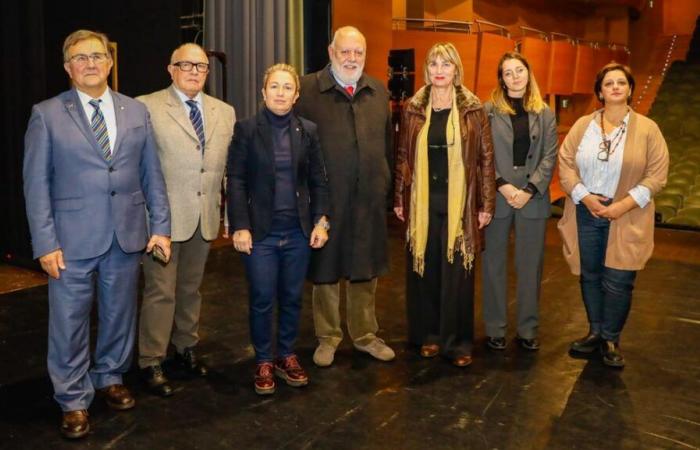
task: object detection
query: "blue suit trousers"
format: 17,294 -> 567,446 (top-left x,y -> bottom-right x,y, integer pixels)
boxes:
47,236 -> 141,412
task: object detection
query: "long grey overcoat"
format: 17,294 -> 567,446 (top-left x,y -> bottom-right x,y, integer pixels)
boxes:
295,66 -> 393,283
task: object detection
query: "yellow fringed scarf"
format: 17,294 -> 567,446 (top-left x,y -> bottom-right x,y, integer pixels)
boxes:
408,86 -> 470,276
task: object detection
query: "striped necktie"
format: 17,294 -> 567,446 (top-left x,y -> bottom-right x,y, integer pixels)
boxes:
89,99 -> 111,160
186,99 -> 205,152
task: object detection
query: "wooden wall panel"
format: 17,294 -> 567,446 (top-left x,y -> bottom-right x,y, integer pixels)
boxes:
613,49 -> 630,65
392,30 -> 478,90
520,37 -> 551,95
474,33 -> 516,100
572,45 -> 595,94
594,47 -> 615,71
547,40 -> 576,95
332,0 -> 392,83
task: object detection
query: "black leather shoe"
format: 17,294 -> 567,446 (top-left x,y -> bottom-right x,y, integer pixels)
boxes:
516,336 -> 540,351
486,337 -> 507,351
570,332 -> 603,354
601,341 -> 625,368
175,347 -> 208,377
141,365 -> 174,397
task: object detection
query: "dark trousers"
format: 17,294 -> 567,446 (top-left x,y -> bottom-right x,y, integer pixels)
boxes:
243,221 -> 310,363
406,207 -> 474,357
576,203 -> 637,342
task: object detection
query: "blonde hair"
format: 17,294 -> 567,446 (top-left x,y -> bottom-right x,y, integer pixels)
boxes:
423,42 -> 464,87
62,29 -> 111,62
262,63 -> 300,92
490,52 -> 546,115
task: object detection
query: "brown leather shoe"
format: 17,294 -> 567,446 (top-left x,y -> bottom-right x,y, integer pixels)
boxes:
274,354 -> 309,387
61,410 -> 89,439
452,355 -> 473,367
255,362 -> 276,395
420,344 -> 439,358
98,384 -> 135,410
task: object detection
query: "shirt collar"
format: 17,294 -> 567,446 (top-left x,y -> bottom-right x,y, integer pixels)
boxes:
77,87 -> 113,111
172,85 -> 203,109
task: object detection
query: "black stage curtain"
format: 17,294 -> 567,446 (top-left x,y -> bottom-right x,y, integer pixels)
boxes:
0,0 -> 181,270
0,0 -> 46,269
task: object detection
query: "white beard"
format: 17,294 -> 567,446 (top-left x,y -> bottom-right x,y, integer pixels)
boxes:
331,61 -> 364,85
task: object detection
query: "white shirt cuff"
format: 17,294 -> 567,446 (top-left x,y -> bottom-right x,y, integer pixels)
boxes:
629,185 -> 652,208
571,183 -> 591,205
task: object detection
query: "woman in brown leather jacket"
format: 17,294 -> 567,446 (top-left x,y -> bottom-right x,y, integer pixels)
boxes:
394,42 -> 496,366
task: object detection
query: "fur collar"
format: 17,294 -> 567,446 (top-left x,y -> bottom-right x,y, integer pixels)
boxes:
407,84 -> 482,114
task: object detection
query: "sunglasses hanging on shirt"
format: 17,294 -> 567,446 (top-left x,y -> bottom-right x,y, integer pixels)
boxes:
598,113 -> 627,162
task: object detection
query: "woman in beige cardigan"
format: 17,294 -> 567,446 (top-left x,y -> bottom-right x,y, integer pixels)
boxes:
558,63 -> 668,368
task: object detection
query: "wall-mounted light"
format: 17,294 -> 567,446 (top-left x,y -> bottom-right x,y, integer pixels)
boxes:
561,98 -> 570,109
649,0 -> 654,8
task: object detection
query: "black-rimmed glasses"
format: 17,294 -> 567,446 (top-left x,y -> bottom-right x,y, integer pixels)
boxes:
172,61 -> 210,73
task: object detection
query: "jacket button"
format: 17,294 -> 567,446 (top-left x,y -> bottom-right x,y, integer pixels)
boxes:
296,191 -> 300,197
197,192 -> 201,196
200,168 -> 205,173
532,135 -> 536,140
528,155 -> 533,159
108,167 -> 114,172
110,191 -> 116,196
526,174 -> 530,178
196,145 -> 201,150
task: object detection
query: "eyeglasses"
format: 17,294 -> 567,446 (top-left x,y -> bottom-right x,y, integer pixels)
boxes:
68,53 -> 109,65
172,61 -> 210,73
336,49 -> 364,59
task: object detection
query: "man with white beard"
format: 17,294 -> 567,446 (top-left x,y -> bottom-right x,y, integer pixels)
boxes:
295,26 -> 395,367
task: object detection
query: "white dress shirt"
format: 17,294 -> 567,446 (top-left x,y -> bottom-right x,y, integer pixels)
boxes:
77,87 -> 117,152
172,86 -> 205,131
571,112 -> 651,208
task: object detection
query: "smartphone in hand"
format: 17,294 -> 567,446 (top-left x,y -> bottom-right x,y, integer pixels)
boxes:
152,245 -> 168,264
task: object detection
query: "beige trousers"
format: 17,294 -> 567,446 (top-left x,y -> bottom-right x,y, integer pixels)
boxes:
138,224 -> 211,368
312,278 -> 379,347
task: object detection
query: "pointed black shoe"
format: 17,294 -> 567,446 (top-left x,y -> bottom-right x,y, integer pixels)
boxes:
569,332 -> 603,354
516,336 -> 540,351
601,341 -> 625,368
486,337 -> 507,351
175,347 -> 209,377
141,364 -> 174,397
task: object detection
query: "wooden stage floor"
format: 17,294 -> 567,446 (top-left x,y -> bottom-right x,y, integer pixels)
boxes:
0,218 -> 698,450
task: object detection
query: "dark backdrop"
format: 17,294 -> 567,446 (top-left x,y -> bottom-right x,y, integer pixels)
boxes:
1,0 -> 181,269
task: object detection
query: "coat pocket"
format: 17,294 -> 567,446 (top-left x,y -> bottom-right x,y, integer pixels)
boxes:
131,190 -> 146,205
53,197 -> 83,211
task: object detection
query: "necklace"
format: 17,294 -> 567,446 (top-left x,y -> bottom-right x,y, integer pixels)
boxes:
598,111 -> 627,162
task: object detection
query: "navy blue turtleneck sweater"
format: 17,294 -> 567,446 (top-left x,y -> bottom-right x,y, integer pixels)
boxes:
263,106 -> 299,230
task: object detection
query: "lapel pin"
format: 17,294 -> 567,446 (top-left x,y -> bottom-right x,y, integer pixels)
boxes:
120,106 -> 125,110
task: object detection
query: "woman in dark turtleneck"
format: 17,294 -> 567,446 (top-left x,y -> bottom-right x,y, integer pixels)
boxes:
481,52 -> 558,352
227,64 -> 330,395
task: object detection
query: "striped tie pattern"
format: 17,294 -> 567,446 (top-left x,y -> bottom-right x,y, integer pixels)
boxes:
89,99 -> 111,160
186,99 -> 205,152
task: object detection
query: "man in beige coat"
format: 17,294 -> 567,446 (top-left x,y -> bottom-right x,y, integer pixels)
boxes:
137,43 -> 235,396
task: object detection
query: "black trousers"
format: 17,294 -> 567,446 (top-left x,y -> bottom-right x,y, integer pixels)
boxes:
406,204 -> 475,357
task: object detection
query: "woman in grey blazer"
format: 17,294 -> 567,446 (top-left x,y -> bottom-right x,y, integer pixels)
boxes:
482,52 -> 558,351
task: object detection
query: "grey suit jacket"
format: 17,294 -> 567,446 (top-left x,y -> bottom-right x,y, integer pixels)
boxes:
484,102 -> 558,219
137,85 -> 235,241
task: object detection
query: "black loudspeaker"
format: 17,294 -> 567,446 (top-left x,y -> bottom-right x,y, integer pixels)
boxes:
388,49 -> 415,101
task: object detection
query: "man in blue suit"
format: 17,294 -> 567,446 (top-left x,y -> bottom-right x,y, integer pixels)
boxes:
23,29 -> 171,439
